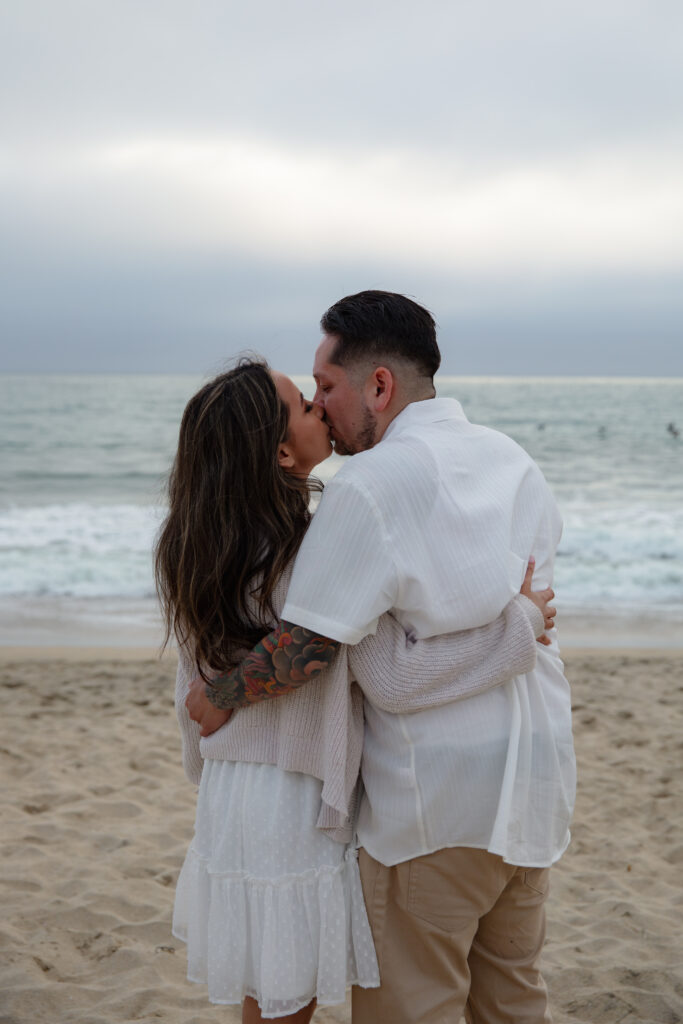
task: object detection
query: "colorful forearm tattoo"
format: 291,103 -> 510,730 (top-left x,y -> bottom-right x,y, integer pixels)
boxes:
205,621 -> 340,709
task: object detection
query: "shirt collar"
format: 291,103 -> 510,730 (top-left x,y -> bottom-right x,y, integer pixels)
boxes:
381,397 -> 468,443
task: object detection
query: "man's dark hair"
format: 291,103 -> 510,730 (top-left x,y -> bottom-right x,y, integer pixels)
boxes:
320,290 -> 441,379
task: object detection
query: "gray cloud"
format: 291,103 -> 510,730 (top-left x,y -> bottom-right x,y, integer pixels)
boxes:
3,243 -> 680,375
1,0 -> 682,374
4,0 -> 682,158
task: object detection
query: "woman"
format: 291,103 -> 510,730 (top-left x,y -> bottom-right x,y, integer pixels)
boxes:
155,359 -> 552,1023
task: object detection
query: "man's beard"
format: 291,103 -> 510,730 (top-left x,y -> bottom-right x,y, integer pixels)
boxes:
332,404 -> 377,456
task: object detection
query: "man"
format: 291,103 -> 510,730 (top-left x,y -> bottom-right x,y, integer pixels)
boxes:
189,291 -> 575,1023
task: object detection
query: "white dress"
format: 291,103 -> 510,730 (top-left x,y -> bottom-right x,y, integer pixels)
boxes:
172,759 -> 380,1018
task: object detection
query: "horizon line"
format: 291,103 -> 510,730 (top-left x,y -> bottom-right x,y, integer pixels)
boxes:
2,371 -> 682,383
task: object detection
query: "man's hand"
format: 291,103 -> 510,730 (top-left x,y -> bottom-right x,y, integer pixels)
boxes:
521,558 -> 556,646
186,676 -> 233,736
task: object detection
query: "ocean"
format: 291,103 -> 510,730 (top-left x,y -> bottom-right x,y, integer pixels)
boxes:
1,374 -> 681,645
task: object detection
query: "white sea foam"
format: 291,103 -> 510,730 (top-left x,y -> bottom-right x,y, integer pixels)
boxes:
1,375 -> 681,627
1,499 -> 681,614
0,503 -> 164,597
556,503 -> 683,610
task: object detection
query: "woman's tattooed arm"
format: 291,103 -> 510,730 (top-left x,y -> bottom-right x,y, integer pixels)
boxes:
205,621 -> 340,709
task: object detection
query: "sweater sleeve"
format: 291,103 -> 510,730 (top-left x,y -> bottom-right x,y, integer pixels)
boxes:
175,647 -> 204,785
348,594 -> 543,713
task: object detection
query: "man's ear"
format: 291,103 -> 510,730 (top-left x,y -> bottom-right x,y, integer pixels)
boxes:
368,366 -> 394,413
277,443 -> 295,470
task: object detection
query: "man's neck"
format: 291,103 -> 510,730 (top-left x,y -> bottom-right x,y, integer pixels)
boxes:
374,391 -> 435,444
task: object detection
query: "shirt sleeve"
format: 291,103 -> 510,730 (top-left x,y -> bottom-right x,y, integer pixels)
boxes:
281,473 -> 398,644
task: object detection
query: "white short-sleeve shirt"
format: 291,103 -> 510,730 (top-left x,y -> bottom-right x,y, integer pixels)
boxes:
282,398 -> 576,868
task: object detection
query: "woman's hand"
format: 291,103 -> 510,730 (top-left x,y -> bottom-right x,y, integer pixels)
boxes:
521,558 -> 556,646
186,676 -> 233,736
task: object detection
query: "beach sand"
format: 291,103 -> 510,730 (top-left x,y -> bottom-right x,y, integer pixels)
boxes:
1,647 -> 681,1024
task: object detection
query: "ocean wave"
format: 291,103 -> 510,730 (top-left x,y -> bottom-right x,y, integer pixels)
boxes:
555,503 -> 683,609
1,500 -> 681,611
0,503 -> 164,598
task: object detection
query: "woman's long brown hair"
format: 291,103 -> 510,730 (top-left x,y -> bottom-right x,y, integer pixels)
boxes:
154,358 -> 319,679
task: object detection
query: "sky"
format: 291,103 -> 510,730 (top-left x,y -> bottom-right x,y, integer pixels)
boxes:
1,0 -> 682,375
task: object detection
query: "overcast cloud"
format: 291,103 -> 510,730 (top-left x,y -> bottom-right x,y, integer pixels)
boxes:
1,0 -> 682,374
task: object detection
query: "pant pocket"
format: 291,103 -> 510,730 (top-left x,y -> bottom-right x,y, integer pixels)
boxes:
523,867 -> 550,898
407,854 -> 479,932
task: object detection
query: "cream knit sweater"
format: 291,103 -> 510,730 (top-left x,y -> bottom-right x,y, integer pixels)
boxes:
175,566 -> 543,842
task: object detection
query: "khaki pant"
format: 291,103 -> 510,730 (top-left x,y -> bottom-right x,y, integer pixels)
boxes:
352,846 -> 552,1024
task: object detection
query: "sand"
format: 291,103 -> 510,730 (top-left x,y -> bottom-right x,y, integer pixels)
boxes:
1,647 -> 682,1024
